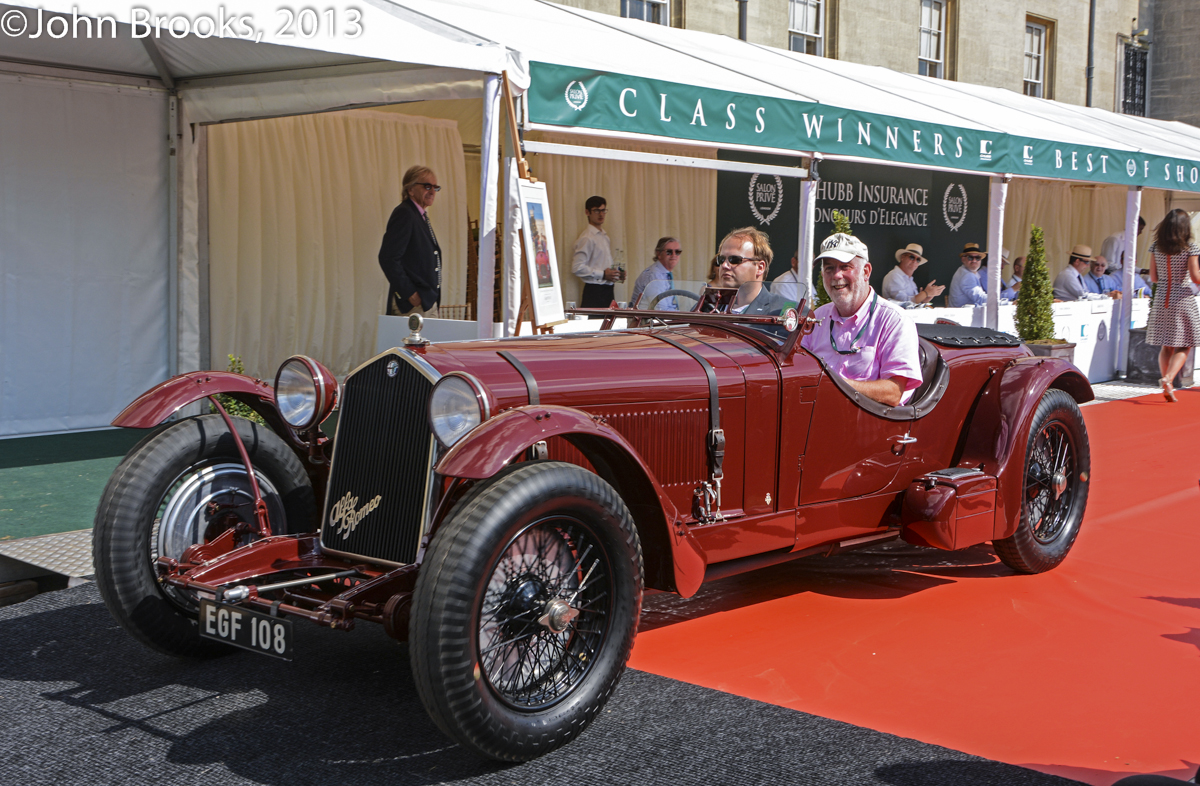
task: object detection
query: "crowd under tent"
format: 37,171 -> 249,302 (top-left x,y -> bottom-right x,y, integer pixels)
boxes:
6,0 -> 1200,438
0,0 -> 522,436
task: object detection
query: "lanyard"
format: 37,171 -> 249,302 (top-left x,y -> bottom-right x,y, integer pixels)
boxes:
829,291 -> 878,356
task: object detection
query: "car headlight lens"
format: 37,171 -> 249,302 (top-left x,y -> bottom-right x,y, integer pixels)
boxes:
429,375 -> 484,448
274,355 -> 338,430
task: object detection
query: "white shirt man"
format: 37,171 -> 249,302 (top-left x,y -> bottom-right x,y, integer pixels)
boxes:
571,196 -> 622,308
1053,245 -> 1106,301
772,253 -> 808,305
881,243 -> 944,307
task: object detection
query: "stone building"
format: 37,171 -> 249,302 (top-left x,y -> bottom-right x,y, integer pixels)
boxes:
1142,0 -> 1200,126
552,0 -> 1147,114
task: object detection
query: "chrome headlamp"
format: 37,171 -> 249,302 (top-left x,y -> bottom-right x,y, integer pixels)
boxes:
273,355 -> 339,431
428,373 -> 489,448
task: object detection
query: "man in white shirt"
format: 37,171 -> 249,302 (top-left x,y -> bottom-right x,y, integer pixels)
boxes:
572,195 -> 623,307
1100,216 -> 1146,274
772,253 -> 809,306
1001,255 -> 1024,300
1052,245 -> 1106,301
881,243 -> 944,307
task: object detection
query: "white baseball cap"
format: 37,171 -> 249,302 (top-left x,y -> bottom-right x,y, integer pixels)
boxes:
815,233 -> 869,264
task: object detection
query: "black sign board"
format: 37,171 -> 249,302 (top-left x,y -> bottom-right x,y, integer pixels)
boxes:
715,156 -> 990,292
812,160 -> 991,294
714,151 -> 805,282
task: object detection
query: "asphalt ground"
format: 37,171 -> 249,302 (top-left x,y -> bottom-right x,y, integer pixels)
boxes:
0,582 -> 1078,786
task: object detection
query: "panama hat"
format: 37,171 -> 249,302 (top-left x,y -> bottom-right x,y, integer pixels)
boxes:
1070,244 -> 1095,261
894,243 -> 928,265
959,242 -> 987,259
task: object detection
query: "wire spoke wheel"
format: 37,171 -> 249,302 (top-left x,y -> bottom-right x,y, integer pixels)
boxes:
409,461 -> 642,762
478,516 -> 611,710
1023,421 -> 1075,544
994,389 -> 1090,574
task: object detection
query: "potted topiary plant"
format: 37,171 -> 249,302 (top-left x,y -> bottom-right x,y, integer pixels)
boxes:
1016,225 -> 1075,362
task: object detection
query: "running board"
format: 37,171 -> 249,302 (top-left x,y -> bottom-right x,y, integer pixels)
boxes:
703,530 -> 900,584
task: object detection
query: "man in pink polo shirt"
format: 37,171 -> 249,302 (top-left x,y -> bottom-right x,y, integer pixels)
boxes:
800,233 -> 922,406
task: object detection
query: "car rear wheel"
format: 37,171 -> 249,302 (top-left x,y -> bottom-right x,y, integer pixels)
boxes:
93,414 -> 315,658
409,461 -> 643,761
994,389 -> 1090,574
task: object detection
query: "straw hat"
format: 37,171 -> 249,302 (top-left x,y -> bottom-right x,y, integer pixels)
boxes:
1070,244 -> 1095,261
959,242 -> 987,258
894,243 -> 928,265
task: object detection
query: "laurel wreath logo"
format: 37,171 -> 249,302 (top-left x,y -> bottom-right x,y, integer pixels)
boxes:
942,183 -> 967,232
748,174 -> 784,226
564,80 -> 588,112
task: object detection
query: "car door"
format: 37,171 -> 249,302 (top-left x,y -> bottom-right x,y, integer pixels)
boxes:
798,373 -> 912,504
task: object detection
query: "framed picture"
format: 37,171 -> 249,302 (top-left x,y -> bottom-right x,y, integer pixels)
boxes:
516,179 -> 566,326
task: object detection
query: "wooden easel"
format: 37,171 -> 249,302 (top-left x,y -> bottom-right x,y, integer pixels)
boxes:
503,71 -> 560,336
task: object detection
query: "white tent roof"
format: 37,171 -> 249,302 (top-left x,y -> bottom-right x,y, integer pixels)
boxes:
392,0 -> 1200,190
0,1 -> 526,121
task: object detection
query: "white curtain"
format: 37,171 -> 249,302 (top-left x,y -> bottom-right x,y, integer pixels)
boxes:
529,133 -> 718,305
1003,180 -> 1167,278
208,109 -> 467,378
0,74 -> 169,437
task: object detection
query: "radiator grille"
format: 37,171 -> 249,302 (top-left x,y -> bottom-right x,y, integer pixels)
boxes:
320,352 -> 437,565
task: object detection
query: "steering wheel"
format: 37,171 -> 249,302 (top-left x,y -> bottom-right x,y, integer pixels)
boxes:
647,289 -> 702,310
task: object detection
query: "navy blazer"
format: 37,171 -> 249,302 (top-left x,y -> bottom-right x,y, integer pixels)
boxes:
378,199 -> 441,313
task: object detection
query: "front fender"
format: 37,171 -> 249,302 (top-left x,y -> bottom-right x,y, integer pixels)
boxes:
957,356 -> 1092,540
112,371 -> 276,428
437,406 -> 707,597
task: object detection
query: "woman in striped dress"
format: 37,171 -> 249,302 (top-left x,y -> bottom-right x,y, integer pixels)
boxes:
1146,208 -> 1200,402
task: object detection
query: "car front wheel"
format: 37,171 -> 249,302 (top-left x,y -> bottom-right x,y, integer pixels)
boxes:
994,388 -> 1090,574
409,461 -> 643,761
93,414 -> 315,658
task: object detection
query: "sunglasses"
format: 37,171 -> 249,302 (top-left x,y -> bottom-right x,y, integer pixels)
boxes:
963,254 -> 985,261
416,182 -> 441,192
662,249 -> 683,256
717,254 -> 760,267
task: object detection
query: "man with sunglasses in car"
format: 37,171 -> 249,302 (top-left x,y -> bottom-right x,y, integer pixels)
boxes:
799,233 -> 922,407
379,165 -> 443,318
713,226 -> 789,316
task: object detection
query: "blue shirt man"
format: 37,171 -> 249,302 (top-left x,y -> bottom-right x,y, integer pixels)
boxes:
948,243 -> 988,307
631,236 -> 682,310
1083,257 -> 1119,295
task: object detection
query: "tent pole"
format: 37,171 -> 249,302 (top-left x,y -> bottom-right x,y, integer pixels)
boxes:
168,95 -> 180,378
985,175 -> 1009,331
477,74 -> 501,339
1116,186 -> 1142,378
798,157 -> 818,306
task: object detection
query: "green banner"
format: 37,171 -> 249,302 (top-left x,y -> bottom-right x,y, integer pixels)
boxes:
529,61 -> 1200,194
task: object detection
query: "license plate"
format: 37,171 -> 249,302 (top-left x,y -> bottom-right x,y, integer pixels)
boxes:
199,599 -> 294,661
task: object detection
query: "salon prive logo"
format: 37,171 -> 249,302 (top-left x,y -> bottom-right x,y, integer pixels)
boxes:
564,81 -> 588,111
748,174 -> 784,226
942,184 -> 968,232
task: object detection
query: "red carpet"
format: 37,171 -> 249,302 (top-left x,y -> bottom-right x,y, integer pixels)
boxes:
631,389 -> 1200,785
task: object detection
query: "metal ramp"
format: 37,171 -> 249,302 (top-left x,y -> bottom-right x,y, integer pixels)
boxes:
0,529 -> 93,583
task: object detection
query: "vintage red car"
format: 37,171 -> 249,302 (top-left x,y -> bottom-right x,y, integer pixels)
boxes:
93,282 -> 1092,761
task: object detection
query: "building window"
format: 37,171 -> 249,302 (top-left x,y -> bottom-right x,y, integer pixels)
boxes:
789,0 -> 823,56
918,0 -> 945,78
1024,21 -> 1046,97
622,0 -> 668,25
1121,42 -> 1148,116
